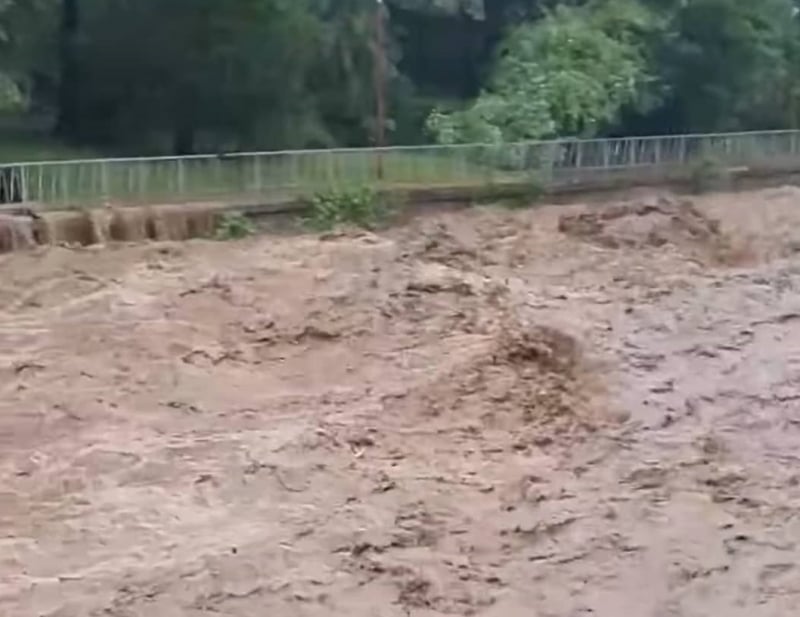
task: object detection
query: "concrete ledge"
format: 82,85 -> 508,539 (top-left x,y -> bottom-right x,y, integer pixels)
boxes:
1,161 -> 800,253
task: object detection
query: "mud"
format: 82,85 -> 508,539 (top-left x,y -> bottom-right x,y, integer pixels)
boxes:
3,187 -> 800,616
0,214 -> 36,252
558,195 -> 724,251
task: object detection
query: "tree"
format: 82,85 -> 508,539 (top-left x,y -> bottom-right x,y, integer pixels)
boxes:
389,0 -> 562,103
0,0 -> 16,109
307,0 -> 389,147
658,0 -> 797,132
65,0 -> 321,153
55,0 -> 78,135
389,0 -> 485,19
428,1 -> 655,143
4,0 -> 800,154
0,0 -> 36,111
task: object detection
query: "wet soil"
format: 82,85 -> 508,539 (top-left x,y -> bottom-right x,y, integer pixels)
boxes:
4,186 -> 800,616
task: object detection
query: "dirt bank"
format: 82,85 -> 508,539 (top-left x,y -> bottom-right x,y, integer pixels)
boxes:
3,186 -> 800,616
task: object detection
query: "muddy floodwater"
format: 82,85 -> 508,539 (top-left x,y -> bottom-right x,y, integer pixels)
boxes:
3,187 -> 800,616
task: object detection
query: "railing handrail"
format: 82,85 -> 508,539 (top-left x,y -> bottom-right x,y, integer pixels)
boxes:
1,128 -> 798,169
2,128 -> 799,210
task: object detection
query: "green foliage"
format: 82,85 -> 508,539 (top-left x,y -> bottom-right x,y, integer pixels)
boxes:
0,74 -> 21,110
66,0 -> 323,151
389,0 -> 484,19
502,174 -> 546,209
0,0 -> 40,111
426,78 -> 554,144
215,212 -> 256,240
515,3 -> 654,134
304,187 -> 386,231
427,1 -> 656,144
2,0 -> 800,157
688,156 -> 727,194
0,123 -> 97,162
662,0 -> 797,132
308,0 -> 391,147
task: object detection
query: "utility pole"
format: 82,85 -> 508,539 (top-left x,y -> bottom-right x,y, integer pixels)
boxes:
373,0 -> 387,180
56,0 -> 80,137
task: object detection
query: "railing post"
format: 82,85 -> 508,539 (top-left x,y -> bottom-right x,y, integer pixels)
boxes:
139,162 -> 148,202
214,157 -> 223,197
291,152 -> 301,197
59,164 -> 68,206
177,158 -> 186,197
36,164 -> 43,204
253,155 -> 262,195
327,151 -> 336,187
19,165 -> 28,203
50,167 -> 56,205
101,162 -> 110,204
1,168 -> 8,202
457,145 -> 468,182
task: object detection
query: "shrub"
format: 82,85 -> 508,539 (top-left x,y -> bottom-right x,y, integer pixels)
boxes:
509,174 -> 546,208
304,187 -> 387,231
483,173 -> 546,209
689,156 -> 728,194
214,211 -> 255,240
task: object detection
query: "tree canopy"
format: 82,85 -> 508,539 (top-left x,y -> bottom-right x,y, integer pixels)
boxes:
0,0 -> 29,110
427,1 -> 656,143
0,0 -> 798,154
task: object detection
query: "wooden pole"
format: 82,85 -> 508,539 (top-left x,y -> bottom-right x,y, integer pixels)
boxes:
373,0 -> 386,180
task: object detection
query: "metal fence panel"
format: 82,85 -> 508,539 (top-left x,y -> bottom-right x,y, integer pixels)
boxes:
2,129 -> 800,209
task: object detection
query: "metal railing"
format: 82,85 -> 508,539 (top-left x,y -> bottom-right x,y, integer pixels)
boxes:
2,129 -> 800,209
